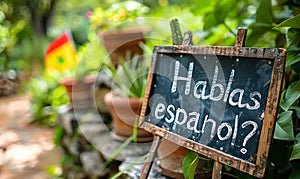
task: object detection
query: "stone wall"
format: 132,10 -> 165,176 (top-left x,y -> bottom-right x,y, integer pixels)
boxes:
56,106 -> 165,178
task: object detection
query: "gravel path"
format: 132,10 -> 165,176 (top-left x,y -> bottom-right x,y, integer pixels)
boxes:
0,95 -> 62,179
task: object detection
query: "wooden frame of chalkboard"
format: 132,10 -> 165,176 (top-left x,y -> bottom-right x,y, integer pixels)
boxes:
139,45 -> 286,178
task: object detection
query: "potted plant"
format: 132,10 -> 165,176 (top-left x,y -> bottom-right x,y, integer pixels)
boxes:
104,56 -> 153,142
88,1 -> 149,66
59,75 -> 95,111
60,39 -> 108,111
29,71 -> 70,126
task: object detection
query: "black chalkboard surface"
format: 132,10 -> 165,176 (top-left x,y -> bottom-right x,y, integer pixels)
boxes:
140,45 -> 286,178
146,53 -> 272,162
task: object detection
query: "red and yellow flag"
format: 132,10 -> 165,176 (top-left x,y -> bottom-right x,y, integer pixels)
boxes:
45,32 -> 77,72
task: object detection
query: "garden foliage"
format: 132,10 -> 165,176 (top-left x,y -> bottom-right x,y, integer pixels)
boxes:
1,0 -> 299,177
181,0 -> 300,178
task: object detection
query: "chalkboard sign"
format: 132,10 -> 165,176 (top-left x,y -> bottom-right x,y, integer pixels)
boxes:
139,45 -> 286,178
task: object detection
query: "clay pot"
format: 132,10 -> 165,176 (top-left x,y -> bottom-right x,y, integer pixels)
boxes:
60,76 -> 95,111
94,72 -> 112,116
104,91 -> 153,142
102,29 -> 146,66
94,86 -> 111,115
158,139 -> 212,179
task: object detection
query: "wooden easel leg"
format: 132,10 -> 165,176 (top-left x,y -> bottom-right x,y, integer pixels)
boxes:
212,161 -> 223,179
140,135 -> 162,179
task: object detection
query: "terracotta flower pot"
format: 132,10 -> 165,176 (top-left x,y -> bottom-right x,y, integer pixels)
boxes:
104,91 -> 153,142
158,139 -> 212,179
102,29 -> 146,66
60,76 -> 95,111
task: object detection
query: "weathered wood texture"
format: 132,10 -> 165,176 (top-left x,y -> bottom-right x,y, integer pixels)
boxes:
139,45 -> 286,178
212,161 -> 223,179
140,135 -> 162,179
154,46 -> 286,60
235,28 -> 247,47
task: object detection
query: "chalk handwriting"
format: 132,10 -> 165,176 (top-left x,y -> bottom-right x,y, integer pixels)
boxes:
171,61 -> 261,110
153,102 -> 258,152
153,60 -> 263,155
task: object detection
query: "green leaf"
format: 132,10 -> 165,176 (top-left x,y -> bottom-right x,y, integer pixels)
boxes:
182,150 -> 200,179
273,14 -> 300,29
45,165 -> 60,176
286,28 -> 300,47
214,0 -> 238,24
109,57 -> 148,98
289,160 -> 300,179
223,165 -> 232,172
290,106 -> 300,119
53,126 -> 65,146
274,111 -> 295,141
290,134 -> 300,161
190,1 -> 213,15
10,20 -> 26,36
287,47 -> 300,53
256,0 -> 273,25
246,24 -> 272,46
286,54 -> 300,68
286,81 -> 300,98
281,81 -> 300,111
274,123 -> 295,141
290,144 -> 300,161
296,133 -> 300,142
203,12 -> 218,31
276,33 -> 286,47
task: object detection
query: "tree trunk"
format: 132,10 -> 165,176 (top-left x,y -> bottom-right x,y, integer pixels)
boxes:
28,0 -> 57,37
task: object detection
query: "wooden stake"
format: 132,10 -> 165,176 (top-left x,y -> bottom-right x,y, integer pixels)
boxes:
182,31 -> 193,46
235,28 -> 247,47
140,135 -> 161,179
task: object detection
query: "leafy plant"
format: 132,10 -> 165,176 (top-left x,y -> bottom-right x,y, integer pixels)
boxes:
259,0 -> 300,178
178,0 -> 300,178
89,1 -> 149,33
28,71 -> 69,126
182,150 -> 200,179
74,38 -> 109,81
107,54 -> 149,98
0,8 -> 26,72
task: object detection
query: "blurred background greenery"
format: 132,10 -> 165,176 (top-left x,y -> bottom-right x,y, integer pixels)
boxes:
0,0 -> 300,178
1,0 -> 298,77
